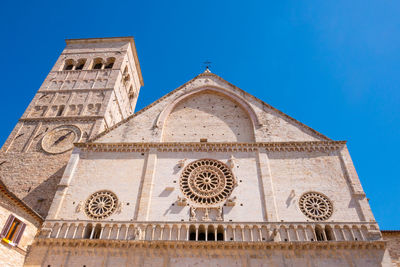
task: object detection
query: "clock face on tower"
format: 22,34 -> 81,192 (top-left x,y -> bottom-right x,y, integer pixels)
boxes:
41,125 -> 82,154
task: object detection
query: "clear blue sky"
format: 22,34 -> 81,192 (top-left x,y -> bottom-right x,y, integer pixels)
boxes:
1,1 -> 399,229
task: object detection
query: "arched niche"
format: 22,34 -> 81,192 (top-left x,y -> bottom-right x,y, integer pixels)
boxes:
161,88 -> 256,142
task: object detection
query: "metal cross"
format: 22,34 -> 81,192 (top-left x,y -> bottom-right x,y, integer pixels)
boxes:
203,61 -> 212,71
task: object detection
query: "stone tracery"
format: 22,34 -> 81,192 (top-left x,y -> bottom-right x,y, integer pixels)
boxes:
180,159 -> 235,205
299,192 -> 333,221
84,190 -> 118,220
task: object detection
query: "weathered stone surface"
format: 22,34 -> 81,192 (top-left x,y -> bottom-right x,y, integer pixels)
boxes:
0,37 -> 395,267
382,231 -> 400,266
0,37 -> 142,217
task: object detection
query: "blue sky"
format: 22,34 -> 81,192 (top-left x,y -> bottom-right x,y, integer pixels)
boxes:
1,0 -> 399,229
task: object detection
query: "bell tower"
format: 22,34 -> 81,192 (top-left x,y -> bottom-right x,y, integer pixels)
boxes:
0,37 -> 143,217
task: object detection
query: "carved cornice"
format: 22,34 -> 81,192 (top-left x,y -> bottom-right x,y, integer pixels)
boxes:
20,116 -> 103,123
50,69 -> 112,75
33,238 -> 386,251
74,141 -> 346,153
38,88 -> 113,93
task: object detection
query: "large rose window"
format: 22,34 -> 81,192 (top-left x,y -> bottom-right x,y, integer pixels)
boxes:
180,159 -> 235,205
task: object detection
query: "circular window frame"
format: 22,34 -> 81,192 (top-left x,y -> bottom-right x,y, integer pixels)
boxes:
179,159 -> 236,206
299,191 -> 333,221
84,190 -> 118,220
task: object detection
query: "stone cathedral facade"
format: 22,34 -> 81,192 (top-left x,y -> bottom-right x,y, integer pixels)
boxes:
0,37 -> 397,266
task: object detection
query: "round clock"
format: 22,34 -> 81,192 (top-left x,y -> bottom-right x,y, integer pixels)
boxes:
41,125 -> 82,154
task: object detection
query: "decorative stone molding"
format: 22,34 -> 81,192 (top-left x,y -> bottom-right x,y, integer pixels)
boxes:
227,155 -> 236,169
51,69 -> 113,75
177,158 -> 187,168
40,220 -> 382,243
177,196 -> 187,206
74,141 -> 347,153
38,88 -> 114,93
75,201 -> 83,213
32,238 -> 387,252
20,115 -> 103,122
225,196 -> 237,207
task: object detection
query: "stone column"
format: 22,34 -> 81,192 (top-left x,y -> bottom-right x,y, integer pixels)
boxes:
256,148 -> 278,221
135,148 -> 158,220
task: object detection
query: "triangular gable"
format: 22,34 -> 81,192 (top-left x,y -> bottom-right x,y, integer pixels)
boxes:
90,71 -> 330,143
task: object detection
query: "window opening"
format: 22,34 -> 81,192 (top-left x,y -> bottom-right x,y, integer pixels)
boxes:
198,225 -> 206,241
5,220 -> 20,241
56,106 -> 64,116
105,63 -> 114,69
315,226 -> 325,241
75,64 -> 84,70
93,63 -> 103,70
217,226 -> 224,241
65,64 -> 74,70
92,224 -> 102,239
207,232 -> 215,241
189,225 -> 196,241
325,226 -> 334,241
198,232 -> 206,241
0,215 -> 26,246
83,224 -> 93,239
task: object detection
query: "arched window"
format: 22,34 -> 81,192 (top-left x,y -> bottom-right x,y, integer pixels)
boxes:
83,224 -> 93,239
75,59 -> 86,70
92,224 -> 102,239
56,105 -> 65,116
64,59 -> 75,70
105,57 -> 115,69
93,63 -> 102,69
325,226 -> 334,241
217,225 -> 224,241
198,225 -> 206,241
207,225 -> 215,241
315,226 -> 325,241
92,58 -> 103,70
189,225 -> 196,241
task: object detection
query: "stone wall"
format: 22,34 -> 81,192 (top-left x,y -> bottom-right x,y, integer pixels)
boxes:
382,231 -> 400,266
46,144 -> 369,224
0,152 -> 71,217
0,38 -> 142,217
24,240 -> 392,267
163,91 -> 255,142
96,72 -> 328,144
0,194 -> 41,267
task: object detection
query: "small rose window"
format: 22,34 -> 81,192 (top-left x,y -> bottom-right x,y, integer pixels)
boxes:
84,190 -> 118,219
299,192 -> 333,221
